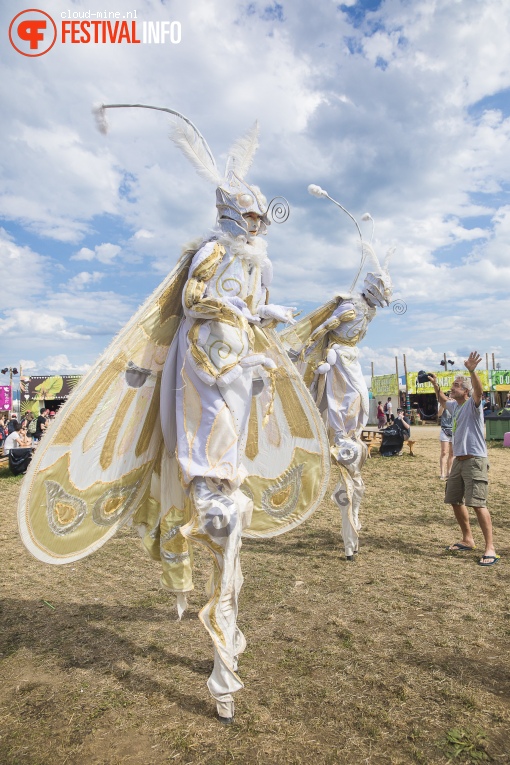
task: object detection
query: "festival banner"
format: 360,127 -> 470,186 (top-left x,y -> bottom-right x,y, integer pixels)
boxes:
0,385 -> 12,411
407,369 -> 490,394
371,374 -> 399,396
490,370 -> 510,391
27,375 -> 81,401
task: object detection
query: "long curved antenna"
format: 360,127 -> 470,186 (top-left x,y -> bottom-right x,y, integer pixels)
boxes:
308,184 -> 363,241
308,184 -> 382,291
93,102 -> 218,172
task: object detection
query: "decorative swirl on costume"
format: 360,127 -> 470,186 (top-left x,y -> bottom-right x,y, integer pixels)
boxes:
220,277 -> 242,295
209,340 -> 233,363
267,196 -> 290,224
204,503 -> 238,538
391,299 -> 407,315
334,437 -> 359,465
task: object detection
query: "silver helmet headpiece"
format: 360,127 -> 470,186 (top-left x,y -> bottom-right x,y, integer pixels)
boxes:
216,170 -> 270,239
93,103 -> 288,241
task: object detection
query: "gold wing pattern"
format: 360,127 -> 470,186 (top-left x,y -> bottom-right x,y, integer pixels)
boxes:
18,251 -> 193,564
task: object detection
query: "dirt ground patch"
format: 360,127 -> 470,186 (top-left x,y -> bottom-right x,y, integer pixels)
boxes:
1,425 -> 509,764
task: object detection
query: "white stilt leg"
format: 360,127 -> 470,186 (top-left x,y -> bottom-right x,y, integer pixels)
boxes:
180,478 -> 253,721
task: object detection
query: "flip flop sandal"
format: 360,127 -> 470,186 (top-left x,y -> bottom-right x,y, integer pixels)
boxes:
446,543 -> 476,552
478,555 -> 500,567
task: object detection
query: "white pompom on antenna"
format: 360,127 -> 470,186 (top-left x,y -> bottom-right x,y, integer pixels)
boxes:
361,213 -> 373,221
92,103 -> 109,135
308,184 -> 328,198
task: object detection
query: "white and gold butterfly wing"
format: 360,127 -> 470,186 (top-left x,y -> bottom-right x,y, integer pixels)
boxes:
242,325 -> 330,538
18,253 -> 192,564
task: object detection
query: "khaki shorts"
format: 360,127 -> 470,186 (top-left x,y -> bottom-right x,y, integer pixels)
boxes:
444,457 -> 489,507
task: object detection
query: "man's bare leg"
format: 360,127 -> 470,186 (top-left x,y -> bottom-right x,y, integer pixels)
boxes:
450,503 -> 475,549
473,506 -> 496,558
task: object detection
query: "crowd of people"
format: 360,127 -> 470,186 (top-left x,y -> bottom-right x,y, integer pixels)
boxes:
0,408 -> 56,472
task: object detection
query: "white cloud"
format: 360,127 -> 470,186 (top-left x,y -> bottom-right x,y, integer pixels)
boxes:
0,0 -> 509,372
37,354 -> 91,374
65,271 -> 104,290
0,228 -> 48,307
71,243 -> 121,263
0,309 -> 90,340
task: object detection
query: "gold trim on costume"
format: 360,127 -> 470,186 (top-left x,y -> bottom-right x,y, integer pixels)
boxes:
54,354 -> 128,445
184,278 -> 207,309
207,585 -> 226,645
206,405 -> 238,470
261,463 -> 304,518
274,367 -> 314,439
245,397 -> 259,461
82,379 -> 124,454
100,388 -> 137,470
135,374 -> 162,458
191,243 -> 225,281
158,257 -> 192,326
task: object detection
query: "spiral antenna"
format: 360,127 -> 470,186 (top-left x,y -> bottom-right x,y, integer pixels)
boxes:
267,196 -> 290,224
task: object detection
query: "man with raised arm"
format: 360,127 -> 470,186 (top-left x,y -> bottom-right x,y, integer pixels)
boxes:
429,352 -> 499,567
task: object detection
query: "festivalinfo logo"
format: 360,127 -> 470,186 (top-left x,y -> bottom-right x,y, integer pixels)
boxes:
9,8 -> 182,56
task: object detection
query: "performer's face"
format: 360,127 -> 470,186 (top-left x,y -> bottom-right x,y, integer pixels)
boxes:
243,212 -> 262,237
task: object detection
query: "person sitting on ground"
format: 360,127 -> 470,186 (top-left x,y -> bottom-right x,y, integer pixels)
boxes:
4,422 -> 27,454
394,408 -> 410,440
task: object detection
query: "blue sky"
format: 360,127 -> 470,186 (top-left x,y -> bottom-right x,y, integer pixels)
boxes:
1,0 -> 509,381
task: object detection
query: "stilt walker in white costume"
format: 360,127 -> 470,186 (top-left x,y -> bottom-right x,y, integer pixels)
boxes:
17,106 -> 330,723
281,184 -> 393,561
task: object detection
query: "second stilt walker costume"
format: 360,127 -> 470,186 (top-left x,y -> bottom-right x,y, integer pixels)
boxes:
17,106 -> 330,723
281,185 -> 393,560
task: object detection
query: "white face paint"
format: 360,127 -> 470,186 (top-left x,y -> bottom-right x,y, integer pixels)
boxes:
243,213 -> 262,237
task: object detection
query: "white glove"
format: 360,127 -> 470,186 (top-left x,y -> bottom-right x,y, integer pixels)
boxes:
239,354 -> 276,370
227,296 -> 260,322
257,304 -> 297,325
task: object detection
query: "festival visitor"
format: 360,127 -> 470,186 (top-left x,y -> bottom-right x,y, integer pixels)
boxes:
34,408 -> 47,442
384,396 -> 393,423
438,391 -> 453,480
377,401 -> 386,429
7,414 -> 19,435
4,422 -> 26,454
429,352 -> 499,567
394,408 -> 410,440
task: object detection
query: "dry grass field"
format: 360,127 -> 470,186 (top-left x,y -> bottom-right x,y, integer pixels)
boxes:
1,425 -> 509,765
